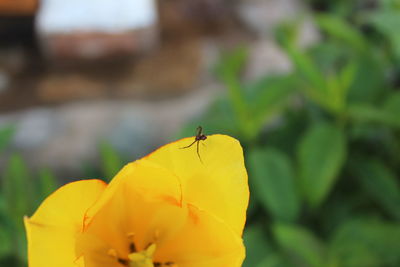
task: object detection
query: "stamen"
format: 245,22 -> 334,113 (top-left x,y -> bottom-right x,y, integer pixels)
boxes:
154,262 -> 177,267
127,233 -> 137,253
130,242 -> 137,253
144,243 -> 156,257
108,233 -> 176,267
108,249 -> 118,259
118,258 -> 129,266
108,249 -> 129,266
127,233 -> 135,241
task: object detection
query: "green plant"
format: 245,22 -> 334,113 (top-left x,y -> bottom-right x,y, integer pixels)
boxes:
0,126 -> 58,266
181,3 -> 400,266
0,126 -> 126,266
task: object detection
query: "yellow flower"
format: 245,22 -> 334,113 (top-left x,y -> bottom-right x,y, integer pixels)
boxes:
25,135 -> 249,267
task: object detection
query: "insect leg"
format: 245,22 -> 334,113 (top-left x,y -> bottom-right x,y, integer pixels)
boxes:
196,141 -> 203,163
180,140 -> 197,149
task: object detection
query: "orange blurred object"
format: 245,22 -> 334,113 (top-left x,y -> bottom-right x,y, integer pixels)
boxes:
0,0 -> 38,15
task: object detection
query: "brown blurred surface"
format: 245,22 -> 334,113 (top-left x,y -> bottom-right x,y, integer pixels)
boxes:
0,38 -> 205,111
0,0 -> 37,15
0,0 -> 248,112
42,31 -> 150,61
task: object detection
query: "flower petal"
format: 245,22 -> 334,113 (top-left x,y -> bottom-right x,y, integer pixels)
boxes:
84,159 -> 183,228
79,160 -> 187,263
144,134 -> 249,235
79,160 -> 245,266
155,204 -> 246,267
77,196 -> 188,267
25,179 -> 106,267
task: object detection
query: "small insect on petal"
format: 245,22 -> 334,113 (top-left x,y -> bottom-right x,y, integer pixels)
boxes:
180,126 -> 207,163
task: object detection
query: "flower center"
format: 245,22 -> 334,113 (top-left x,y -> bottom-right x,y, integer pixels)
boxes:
108,234 -> 176,267
127,243 -> 156,267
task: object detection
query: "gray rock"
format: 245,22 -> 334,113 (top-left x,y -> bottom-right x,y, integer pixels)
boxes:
297,18 -> 320,49
0,86 -> 216,174
244,39 -> 292,81
14,109 -> 57,149
237,0 -> 302,37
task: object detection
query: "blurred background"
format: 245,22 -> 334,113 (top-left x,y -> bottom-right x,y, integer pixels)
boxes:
1,0 -> 400,266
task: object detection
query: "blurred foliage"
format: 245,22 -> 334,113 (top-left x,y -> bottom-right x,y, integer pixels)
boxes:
99,142 -> 125,182
0,127 -> 29,267
181,1 -> 400,266
0,126 -> 125,266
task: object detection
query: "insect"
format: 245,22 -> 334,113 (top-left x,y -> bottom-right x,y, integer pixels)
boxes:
181,126 -> 207,163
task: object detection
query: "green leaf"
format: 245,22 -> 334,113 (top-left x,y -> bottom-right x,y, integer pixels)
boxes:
273,223 -> 326,267
325,73 -> 345,113
384,91 -> 400,116
215,48 -> 251,140
0,226 -> 11,258
276,21 -> 330,110
265,108 -> 309,155
248,148 -> 300,222
329,218 -> 400,267
215,47 -> 248,111
1,154 -> 31,263
243,224 -> 273,267
338,60 -> 357,98
0,126 -> 15,152
215,47 -> 248,79
0,195 -> 12,259
316,14 -> 367,52
248,75 -> 296,133
297,123 -> 346,208
319,193 -> 365,237
348,103 -> 400,128
2,154 -> 32,222
37,168 -> 57,201
99,142 -> 124,182
309,41 -> 346,73
286,46 -> 327,104
369,10 -> 400,59
382,0 -> 400,9
275,20 -> 299,51
347,55 -> 387,104
257,252 -> 290,267
353,159 -> 400,220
